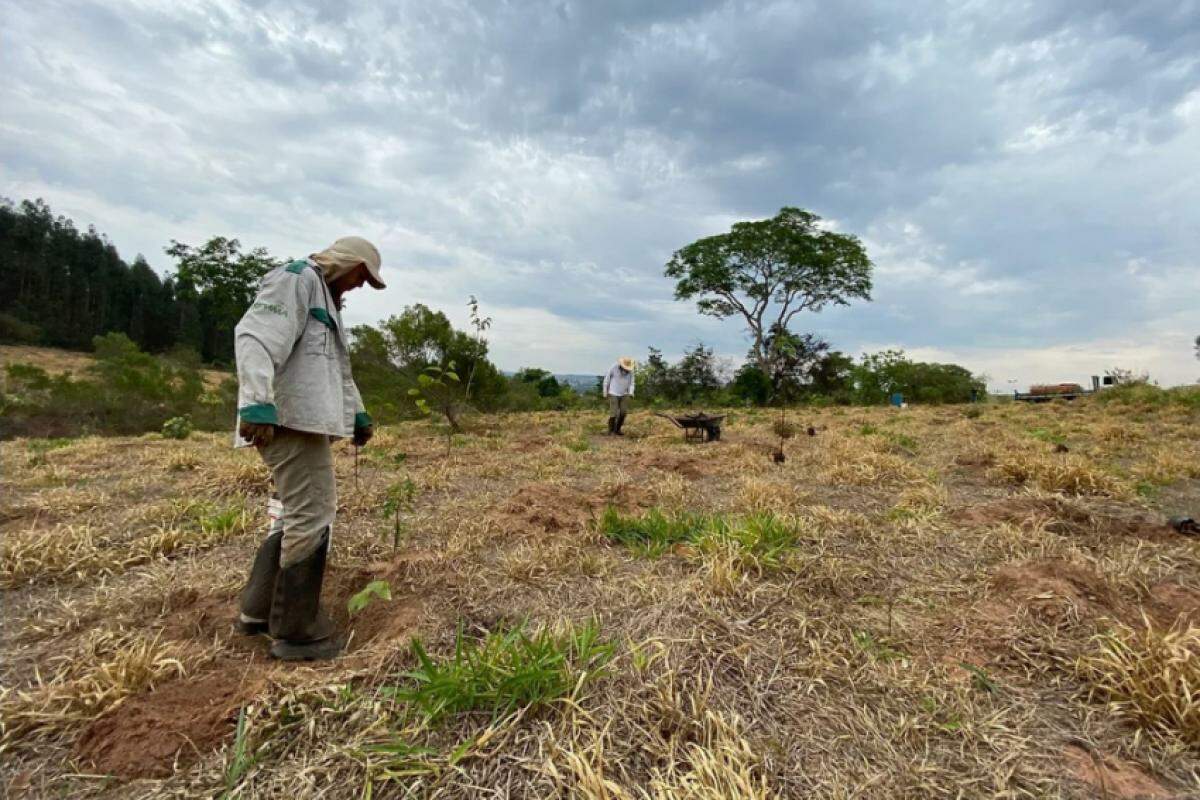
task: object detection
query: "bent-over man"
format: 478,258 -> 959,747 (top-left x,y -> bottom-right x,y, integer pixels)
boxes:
234,236 -> 385,660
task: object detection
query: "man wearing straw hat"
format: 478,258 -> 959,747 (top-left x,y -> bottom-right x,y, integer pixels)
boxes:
232,236 -> 385,660
603,356 -> 636,436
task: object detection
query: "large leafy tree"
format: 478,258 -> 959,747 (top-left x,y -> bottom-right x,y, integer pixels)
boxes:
664,207 -> 872,393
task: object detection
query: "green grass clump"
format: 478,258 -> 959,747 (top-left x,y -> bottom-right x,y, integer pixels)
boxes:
1027,427 -> 1066,445
597,506 -> 709,556
693,513 -> 801,571
599,507 -> 802,567
389,620 -> 613,724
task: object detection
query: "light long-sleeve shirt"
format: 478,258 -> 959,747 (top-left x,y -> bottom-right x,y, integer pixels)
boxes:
233,258 -> 369,446
603,364 -> 635,397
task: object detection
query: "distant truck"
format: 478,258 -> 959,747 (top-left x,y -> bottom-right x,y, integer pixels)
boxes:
1014,376 -> 1117,403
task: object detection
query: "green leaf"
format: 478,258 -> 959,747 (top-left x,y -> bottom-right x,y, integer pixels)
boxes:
444,371 -> 460,382
407,388 -> 420,396
348,580 -> 392,615
448,735 -> 476,765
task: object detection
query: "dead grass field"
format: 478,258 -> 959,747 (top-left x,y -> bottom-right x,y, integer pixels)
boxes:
2,399 -> 1198,798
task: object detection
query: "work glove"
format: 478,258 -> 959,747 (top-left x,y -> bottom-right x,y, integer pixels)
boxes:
353,424 -> 373,447
239,421 -> 276,448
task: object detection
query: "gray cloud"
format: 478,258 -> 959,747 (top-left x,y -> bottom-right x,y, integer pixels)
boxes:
2,0 -> 1197,385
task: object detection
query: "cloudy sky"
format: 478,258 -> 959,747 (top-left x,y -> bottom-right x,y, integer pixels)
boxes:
3,0 -> 1198,388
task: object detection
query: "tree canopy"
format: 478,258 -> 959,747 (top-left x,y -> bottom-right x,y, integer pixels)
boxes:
165,237 -> 278,363
348,304 -> 508,422
664,206 -> 872,392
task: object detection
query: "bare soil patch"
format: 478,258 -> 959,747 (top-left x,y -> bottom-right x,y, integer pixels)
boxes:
954,452 -> 997,468
75,668 -> 265,778
1062,744 -> 1173,799
953,496 -> 1173,541
636,452 -> 705,479
1146,581 -> 1200,629
991,559 -> 1121,624
497,483 -> 594,533
953,496 -> 1093,531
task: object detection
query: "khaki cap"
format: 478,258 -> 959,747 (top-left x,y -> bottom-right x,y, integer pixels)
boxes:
329,236 -> 386,289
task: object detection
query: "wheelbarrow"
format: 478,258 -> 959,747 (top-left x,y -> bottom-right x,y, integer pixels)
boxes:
654,412 -> 725,443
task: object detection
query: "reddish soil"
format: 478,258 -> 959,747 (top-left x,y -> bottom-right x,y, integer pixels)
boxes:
636,452 -> 704,479
1062,744 -> 1173,799
953,496 -> 1093,532
344,597 -> 423,650
591,481 -> 653,512
497,484 -> 593,533
157,588 -> 247,645
953,497 -> 1172,541
991,559 -> 1121,625
495,481 -> 654,536
1145,581 -> 1200,629
156,558 -> 426,655
326,561 -> 426,651
954,452 -> 996,468
513,436 -> 552,453
75,668 -> 265,779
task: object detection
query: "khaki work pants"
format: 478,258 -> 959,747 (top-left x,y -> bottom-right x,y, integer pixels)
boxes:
257,428 -> 336,568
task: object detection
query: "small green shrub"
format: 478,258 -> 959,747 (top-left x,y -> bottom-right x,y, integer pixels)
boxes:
161,415 -> 194,440
853,630 -> 906,663
389,620 -> 613,724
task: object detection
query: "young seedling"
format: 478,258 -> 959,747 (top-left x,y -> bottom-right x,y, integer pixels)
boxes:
464,295 -> 492,402
382,479 -> 417,552
222,706 -> 257,797
348,580 -> 392,615
409,361 -> 462,455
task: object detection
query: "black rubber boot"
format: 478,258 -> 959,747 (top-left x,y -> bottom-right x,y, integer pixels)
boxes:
607,416 -> 616,435
614,411 -> 626,436
236,528 -> 283,635
268,528 -> 341,661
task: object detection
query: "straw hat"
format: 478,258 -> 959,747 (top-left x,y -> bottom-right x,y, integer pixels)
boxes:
618,356 -> 636,371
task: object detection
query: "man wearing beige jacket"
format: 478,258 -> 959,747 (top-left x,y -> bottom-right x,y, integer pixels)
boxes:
234,236 -> 384,660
